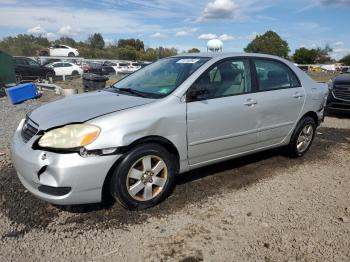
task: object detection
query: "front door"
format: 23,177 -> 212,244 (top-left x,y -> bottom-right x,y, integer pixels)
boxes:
26,58 -> 42,78
186,58 -> 260,166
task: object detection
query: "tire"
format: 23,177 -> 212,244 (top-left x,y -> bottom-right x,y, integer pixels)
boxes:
15,73 -> 22,84
72,70 -> 79,76
45,72 -> 54,82
110,143 -> 176,210
68,52 -> 75,57
286,116 -> 316,158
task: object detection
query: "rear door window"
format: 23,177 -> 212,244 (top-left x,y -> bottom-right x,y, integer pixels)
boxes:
254,59 -> 300,91
53,63 -> 63,67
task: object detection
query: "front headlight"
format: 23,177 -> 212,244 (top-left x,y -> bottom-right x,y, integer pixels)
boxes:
38,124 -> 100,149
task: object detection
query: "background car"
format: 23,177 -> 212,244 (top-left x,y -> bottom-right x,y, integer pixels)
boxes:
49,45 -> 79,57
102,61 -> 130,74
13,56 -> 55,82
46,62 -> 83,76
327,71 -> 350,112
127,62 -> 141,73
82,61 -> 116,76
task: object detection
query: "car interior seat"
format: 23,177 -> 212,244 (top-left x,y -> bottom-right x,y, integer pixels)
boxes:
215,62 -> 244,97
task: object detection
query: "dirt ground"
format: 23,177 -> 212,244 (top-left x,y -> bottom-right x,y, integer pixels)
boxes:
0,92 -> 349,261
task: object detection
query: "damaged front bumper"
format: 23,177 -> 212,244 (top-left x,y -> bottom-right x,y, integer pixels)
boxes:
10,119 -> 120,205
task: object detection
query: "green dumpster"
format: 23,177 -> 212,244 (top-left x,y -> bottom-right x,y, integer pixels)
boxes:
0,50 -> 16,87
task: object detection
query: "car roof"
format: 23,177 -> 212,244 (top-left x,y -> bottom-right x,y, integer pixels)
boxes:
51,61 -> 73,65
172,52 -> 289,62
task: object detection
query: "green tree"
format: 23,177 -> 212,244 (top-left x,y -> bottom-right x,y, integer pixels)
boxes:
244,31 -> 290,58
292,45 -> 333,64
139,48 -> 157,61
339,54 -> 350,65
316,45 -> 333,64
88,33 -> 105,50
117,39 -> 144,51
292,48 -> 318,64
188,48 -> 200,53
54,37 -> 77,48
156,47 -> 177,59
117,47 -> 137,60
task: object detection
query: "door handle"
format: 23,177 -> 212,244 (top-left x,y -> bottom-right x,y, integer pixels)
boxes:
293,92 -> 304,98
244,99 -> 258,106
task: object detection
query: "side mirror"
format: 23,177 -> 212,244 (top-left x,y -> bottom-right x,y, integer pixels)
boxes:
187,85 -> 209,102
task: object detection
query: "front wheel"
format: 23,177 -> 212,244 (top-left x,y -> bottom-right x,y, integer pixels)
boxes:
286,116 -> 316,157
110,143 -> 176,210
68,52 -> 75,57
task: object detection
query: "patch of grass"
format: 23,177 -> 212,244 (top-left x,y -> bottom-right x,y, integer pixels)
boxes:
309,74 -> 339,83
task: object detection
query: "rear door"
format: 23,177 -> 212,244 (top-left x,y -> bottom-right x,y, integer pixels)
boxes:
187,58 -> 260,165
63,63 -> 73,75
252,58 -> 305,146
52,63 -> 64,75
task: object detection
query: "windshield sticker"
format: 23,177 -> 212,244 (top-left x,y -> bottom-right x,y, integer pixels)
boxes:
176,59 -> 200,64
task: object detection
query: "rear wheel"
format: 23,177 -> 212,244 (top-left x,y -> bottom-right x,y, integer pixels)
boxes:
45,72 -> 54,82
15,73 -> 22,84
109,143 -> 176,210
286,116 -> 316,157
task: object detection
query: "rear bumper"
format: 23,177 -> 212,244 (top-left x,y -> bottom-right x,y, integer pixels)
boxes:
10,119 -> 120,205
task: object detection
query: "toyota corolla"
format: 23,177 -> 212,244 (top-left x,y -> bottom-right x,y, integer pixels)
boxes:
11,53 -> 328,210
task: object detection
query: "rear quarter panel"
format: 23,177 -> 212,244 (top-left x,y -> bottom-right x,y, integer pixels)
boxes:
292,65 -> 328,117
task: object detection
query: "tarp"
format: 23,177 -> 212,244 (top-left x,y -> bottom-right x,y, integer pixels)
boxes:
0,50 -> 15,86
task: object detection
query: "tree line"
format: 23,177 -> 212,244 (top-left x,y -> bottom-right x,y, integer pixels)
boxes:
0,33 -> 178,61
0,31 -> 349,65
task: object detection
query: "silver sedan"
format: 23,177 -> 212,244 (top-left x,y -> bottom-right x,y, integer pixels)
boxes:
11,53 -> 328,209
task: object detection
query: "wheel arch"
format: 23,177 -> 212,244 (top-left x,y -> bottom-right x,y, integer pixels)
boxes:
101,135 -> 180,203
301,111 -> 319,126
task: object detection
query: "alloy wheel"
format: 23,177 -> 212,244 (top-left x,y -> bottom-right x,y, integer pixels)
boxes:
126,155 -> 168,201
296,124 -> 314,153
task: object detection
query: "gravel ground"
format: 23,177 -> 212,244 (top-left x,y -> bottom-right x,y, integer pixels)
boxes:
0,92 -> 349,261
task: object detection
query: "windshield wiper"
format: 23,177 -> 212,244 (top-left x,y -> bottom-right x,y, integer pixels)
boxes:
115,88 -> 149,98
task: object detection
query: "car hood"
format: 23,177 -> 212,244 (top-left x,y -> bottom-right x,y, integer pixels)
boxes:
29,90 -> 155,130
334,74 -> 350,85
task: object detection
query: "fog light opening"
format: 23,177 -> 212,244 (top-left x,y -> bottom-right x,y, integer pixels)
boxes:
79,147 -> 118,157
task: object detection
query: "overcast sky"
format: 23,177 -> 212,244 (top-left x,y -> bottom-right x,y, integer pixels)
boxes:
0,0 -> 349,59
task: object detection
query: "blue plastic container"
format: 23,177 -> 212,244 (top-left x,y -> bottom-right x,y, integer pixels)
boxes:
5,83 -> 39,104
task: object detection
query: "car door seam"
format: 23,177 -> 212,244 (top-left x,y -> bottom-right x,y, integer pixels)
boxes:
188,128 -> 259,146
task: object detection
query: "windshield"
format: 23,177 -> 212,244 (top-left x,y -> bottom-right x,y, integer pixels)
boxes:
111,57 -> 210,98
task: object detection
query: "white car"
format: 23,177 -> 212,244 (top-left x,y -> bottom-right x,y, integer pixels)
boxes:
47,62 -> 83,76
49,45 -> 79,57
102,61 -> 129,74
128,62 -> 141,73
